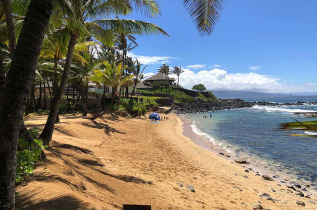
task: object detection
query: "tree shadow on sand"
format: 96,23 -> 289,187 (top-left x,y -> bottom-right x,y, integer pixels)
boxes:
16,192 -> 96,210
82,120 -> 125,135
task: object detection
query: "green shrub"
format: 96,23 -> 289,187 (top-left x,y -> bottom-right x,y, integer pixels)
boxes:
16,129 -> 47,183
132,102 -> 146,116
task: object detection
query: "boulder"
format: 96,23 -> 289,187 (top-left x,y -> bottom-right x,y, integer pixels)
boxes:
262,175 -> 274,181
253,204 -> 263,210
296,201 -> 305,207
235,157 -> 248,164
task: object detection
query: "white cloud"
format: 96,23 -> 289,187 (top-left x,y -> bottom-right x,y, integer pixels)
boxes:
128,52 -> 171,65
249,66 -> 262,71
143,72 -> 155,79
186,64 -> 207,69
175,68 -> 317,93
214,64 -> 221,68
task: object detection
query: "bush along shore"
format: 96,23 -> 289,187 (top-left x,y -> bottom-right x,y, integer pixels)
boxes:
172,98 -> 317,114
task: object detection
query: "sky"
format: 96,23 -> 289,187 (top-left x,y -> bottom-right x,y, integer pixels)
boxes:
123,0 -> 317,94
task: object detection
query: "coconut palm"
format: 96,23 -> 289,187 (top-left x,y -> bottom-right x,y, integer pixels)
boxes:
40,0 -> 168,144
173,66 -> 184,88
0,0 -> 54,208
129,59 -> 146,107
92,62 -> 133,110
158,63 -> 170,95
68,41 -> 100,116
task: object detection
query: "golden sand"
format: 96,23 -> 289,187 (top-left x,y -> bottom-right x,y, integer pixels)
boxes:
16,113 -> 317,209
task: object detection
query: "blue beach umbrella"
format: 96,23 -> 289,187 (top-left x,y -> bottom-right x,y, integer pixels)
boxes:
149,112 -> 161,120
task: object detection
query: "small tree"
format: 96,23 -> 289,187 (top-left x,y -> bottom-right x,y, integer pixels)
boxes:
192,84 -> 206,92
173,66 -> 184,88
158,64 -> 170,96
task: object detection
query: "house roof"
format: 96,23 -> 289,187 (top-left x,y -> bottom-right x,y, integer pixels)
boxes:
145,73 -> 175,81
136,82 -> 153,89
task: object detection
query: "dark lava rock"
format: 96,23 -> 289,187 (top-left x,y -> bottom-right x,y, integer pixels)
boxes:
301,188 -> 307,191
253,204 -> 263,210
291,182 -> 301,188
243,175 -> 249,178
186,185 -> 195,193
296,201 -> 305,206
235,158 -> 248,164
296,191 -> 304,197
262,175 -> 274,181
287,185 -> 297,191
219,152 -> 224,155
261,193 -> 273,201
273,175 -> 279,178
245,169 -> 250,173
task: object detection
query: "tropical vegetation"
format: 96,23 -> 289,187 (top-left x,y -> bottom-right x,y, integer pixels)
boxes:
0,0 -> 223,208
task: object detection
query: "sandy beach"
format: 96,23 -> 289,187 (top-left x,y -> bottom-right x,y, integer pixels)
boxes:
16,113 -> 317,209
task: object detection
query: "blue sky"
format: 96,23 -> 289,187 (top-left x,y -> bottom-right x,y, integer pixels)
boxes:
123,0 -> 317,94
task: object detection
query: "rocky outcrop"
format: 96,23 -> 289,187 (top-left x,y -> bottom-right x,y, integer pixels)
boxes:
172,98 -> 317,114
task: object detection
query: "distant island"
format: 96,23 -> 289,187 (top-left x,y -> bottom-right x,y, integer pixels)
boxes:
211,90 -> 293,99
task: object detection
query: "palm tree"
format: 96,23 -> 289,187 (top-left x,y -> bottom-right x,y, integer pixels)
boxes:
92,62 -> 133,110
173,66 -> 184,88
129,59 -> 146,107
40,0 -> 168,144
68,41 -> 100,116
158,63 -> 170,96
0,0 -> 54,208
116,32 -> 138,97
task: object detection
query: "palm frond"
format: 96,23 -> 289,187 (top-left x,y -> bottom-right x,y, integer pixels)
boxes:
93,19 -> 169,36
184,0 -> 223,35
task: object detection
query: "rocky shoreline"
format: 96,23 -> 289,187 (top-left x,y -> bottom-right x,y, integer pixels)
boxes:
173,98 -> 317,114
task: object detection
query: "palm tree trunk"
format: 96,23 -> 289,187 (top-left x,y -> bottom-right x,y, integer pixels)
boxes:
177,75 -> 179,88
46,77 -> 52,98
129,82 -> 137,108
43,77 -> 46,109
52,58 -> 60,122
0,57 -> 5,94
0,1 -> 53,208
39,80 -> 42,108
3,0 -> 16,57
81,86 -> 88,116
102,86 -> 106,109
109,86 -> 117,111
39,33 -> 77,145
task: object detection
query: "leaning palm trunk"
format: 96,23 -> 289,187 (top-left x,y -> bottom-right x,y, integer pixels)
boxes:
40,33 -> 77,145
52,57 -> 60,122
0,1 -> 53,209
3,0 -> 16,57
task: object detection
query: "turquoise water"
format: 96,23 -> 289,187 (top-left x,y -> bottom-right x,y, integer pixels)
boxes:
182,96 -> 317,189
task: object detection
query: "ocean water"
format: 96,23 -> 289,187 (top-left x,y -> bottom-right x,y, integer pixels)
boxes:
182,96 -> 317,189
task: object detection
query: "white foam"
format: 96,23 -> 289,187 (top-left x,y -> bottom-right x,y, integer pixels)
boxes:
190,121 -> 232,153
252,105 -> 316,114
304,131 -> 317,136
